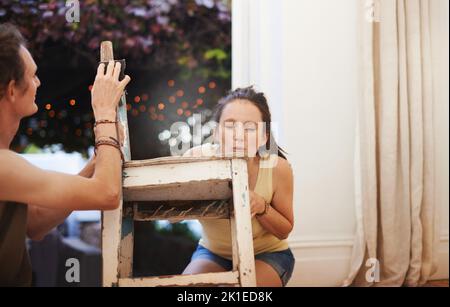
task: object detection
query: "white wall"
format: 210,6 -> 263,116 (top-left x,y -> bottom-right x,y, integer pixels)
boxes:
233,0 -> 449,286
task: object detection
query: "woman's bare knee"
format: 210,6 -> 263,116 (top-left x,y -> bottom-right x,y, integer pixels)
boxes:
183,259 -> 226,275
255,260 -> 282,287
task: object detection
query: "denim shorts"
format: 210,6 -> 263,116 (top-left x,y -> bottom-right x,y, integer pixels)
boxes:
191,245 -> 295,286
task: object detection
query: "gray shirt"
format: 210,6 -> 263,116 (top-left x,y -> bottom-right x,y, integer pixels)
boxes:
0,201 -> 32,286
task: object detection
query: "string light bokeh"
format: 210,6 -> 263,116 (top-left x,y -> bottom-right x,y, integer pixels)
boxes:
3,0 -> 231,158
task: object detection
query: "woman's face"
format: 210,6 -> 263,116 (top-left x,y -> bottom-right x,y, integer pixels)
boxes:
214,99 -> 268,158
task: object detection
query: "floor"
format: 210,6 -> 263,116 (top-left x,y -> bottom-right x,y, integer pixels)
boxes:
423,280 -> 449,287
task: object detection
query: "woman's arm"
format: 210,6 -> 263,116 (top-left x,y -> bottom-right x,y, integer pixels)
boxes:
0,61 -> 131,211
26,158 -> 96,241
254,158 -> 294,240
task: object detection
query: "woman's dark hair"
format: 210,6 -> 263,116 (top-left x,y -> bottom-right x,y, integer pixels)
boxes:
0,23 -> 27,100
213,86 -> 288,160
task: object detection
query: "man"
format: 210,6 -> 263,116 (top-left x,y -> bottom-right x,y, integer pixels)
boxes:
0,23 -> 131,286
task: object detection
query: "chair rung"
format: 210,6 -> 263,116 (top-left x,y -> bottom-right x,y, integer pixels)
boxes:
123,159 -> 233,202
118,271 -> 239,287
127,200 -> 231,221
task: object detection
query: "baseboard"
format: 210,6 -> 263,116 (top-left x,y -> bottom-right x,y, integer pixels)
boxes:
431,235 -> 449,281
286,235 -> 449,287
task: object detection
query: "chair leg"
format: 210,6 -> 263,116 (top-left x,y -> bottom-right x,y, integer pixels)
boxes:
230,214 -> 239,272
119,207 -> 134,278
102,202 -> 123,287
230,159 -> 256,287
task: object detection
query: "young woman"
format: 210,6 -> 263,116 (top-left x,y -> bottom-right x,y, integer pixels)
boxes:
182,86 -> 295,287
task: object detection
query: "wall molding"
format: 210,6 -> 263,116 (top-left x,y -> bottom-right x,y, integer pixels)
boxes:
288,234 -> 449,248
288,235 -> 354,249
286,234 -> 449,286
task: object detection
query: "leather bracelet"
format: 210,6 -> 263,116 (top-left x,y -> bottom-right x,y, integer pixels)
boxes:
94,119 -> 117,127
96,136 -> 120,146
256,201 -> 271,217
94,139 -> 124,162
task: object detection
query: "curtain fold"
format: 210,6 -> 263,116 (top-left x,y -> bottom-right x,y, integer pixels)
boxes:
344,0 -> 439,287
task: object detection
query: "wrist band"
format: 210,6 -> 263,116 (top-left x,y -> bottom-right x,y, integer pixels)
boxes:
96,136 -> 120,146
94,139 -> 124,162
256,201 -> 271,217
94,120 -> 117,127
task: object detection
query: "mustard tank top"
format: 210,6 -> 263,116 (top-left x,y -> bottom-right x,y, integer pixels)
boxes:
196,144 -> 289,260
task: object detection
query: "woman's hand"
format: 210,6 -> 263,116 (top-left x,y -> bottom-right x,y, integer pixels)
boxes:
91,61 -> 131,121
249,190 -> 266,217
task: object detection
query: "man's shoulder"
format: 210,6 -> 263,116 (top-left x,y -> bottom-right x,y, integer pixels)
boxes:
0,150 -> 24,171
0,149 -> 15,160
0,149 -> 19,160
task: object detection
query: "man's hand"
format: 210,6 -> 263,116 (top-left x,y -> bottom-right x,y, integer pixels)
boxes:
91,61 -> 131,121
79,156 -> 96,178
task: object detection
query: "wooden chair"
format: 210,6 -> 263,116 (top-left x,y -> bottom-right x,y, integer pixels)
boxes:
100,41 -> 256,287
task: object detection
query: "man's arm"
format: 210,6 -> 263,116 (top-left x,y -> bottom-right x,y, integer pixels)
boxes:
0,61 -> 130,211
0,136 -> 120,211
26,158 -> 95,241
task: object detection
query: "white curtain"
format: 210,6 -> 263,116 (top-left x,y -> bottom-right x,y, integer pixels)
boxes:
344,0 -> 441,286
